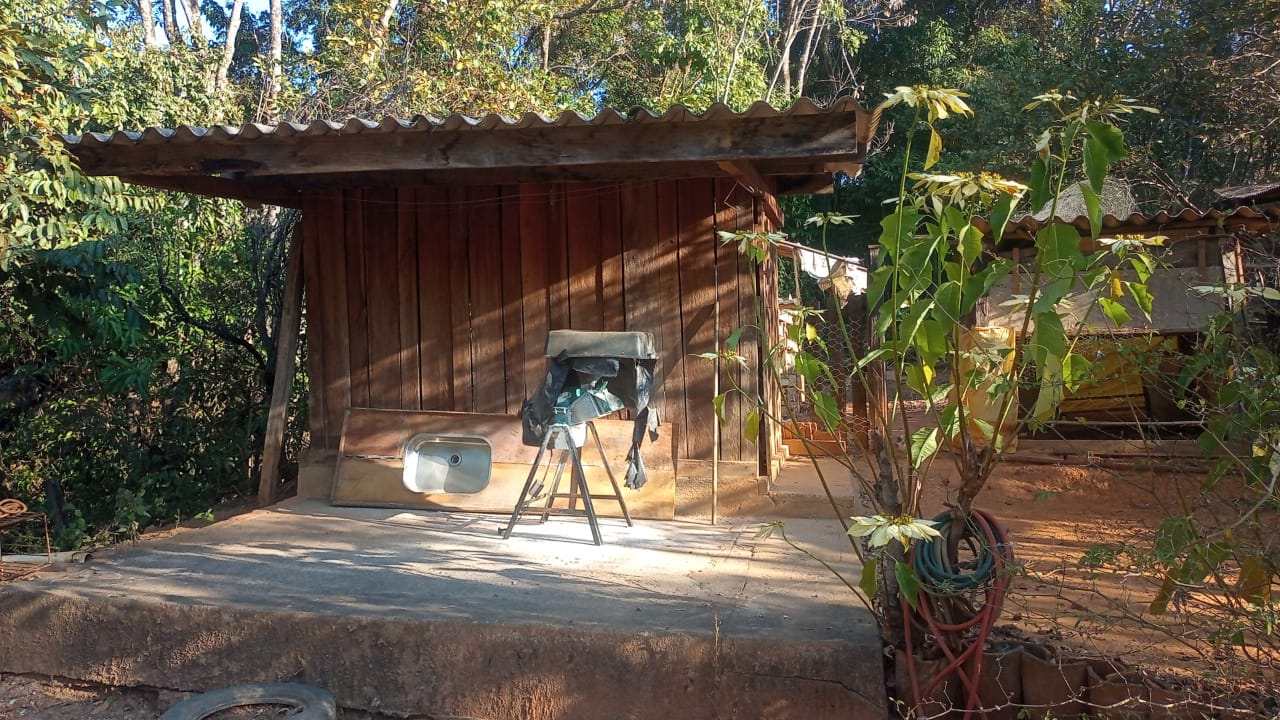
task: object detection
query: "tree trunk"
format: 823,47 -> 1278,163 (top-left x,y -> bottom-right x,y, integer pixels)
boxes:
215,0 -> 245,93
161,0 -> 180,47
264,0 -> 282,119
138,0 -> 159,47
794,2 -> 823,97
177,0 -> 203,44
766,0 -> 807,102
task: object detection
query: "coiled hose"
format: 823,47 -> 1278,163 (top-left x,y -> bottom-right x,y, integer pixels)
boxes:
901,507 -> 1014,717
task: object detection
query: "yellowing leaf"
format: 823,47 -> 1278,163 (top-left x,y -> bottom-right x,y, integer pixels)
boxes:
925,127 -> 942,170
1238,555 -> 1273,606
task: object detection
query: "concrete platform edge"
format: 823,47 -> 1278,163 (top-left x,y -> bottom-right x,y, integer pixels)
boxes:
0,584 -> 885,719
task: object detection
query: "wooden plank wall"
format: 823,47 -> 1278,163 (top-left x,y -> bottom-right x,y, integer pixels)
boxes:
301,179 -> 772,466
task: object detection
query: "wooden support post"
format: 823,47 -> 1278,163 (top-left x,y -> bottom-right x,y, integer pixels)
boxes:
258,227 -> 305,506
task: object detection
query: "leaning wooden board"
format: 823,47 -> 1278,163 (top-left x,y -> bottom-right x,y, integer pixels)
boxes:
332,408 -> 675,520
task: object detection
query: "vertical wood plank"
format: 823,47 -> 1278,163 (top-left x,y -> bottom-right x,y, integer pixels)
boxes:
759,204 -> 783,476
449,186 -> 473,412
417,186 -> 454,410
344,189 -> 371,410
620,181 -> 662,409
566,181 -> 603,331
500,185 -> 526,414
655,180 -> 686,460
468,185 -> 506,414
364,187 -> 402,408
547,183 -> 571,330
300,197 -> 327,449
712,177 -> 743,463
599,183 -> 625,331
397,187 -> 421,411
259,224 -> 304,505
519,183 -> 552,395
734,186 -> 762,471
318,193 -> 351,451
676,178 -> 718,461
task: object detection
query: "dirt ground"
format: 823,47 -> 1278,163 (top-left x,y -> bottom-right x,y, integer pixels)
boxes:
1,457 -> 1274,718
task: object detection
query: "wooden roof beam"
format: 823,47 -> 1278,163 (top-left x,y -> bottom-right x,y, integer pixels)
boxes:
717,160 -> 785,228
71,113 -> 865,183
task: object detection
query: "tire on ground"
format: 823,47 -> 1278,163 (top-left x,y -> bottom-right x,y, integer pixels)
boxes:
159,682 -> 338,720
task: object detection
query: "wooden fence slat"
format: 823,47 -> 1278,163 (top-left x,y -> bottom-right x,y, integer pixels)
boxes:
259,225 -> 305,505
449,186 -> 473,412
676,178 -> 718,461
654,180 -> 686,458
417,186 -> 454,410
547,183 -> 570,331
468,185 -> 506,414
519,183 -> 552,396
620,181 -> 663,414
734,185 -> 762,471
397,187 -> 421,411
566,181 -> 603,331
499,185 -> 525,414
364,187 -> 403,408
301,198 -> 327,448
319,193 -> 352,450
599,183 -> 625,330
344,189 -> 371,409
713,177 -> 743,463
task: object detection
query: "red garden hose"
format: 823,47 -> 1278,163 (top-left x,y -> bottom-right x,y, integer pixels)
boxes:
900,508 -> 1014,717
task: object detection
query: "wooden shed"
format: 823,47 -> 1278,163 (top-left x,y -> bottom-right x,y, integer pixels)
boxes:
64,99 -> 876,515
978,206 -> 1280,427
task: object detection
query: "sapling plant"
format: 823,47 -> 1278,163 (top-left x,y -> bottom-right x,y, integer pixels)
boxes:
715,87 -> 1161,666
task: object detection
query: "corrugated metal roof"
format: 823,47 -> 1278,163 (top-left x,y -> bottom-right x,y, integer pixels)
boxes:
60,97 -> 875,202
61,97 -> 873,148
981,205 -> 1280,242
1213,181 -> 1280,205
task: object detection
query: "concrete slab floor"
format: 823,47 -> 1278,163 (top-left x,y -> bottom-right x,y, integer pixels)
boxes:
1,500 -> 884,718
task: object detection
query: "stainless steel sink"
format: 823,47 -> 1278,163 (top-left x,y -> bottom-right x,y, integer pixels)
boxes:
402,434 -> 492,494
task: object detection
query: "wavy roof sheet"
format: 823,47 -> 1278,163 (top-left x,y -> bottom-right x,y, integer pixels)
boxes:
62,97 -> 873,148
61,98 -> 875,203
976,206 -> 1280,244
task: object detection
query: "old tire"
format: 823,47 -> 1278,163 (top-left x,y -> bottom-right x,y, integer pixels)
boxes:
159,683 -> 338,720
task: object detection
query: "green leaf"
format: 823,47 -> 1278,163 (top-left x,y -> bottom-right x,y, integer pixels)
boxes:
1062,352 -> 1092,392
878,208 -> 919,257
933,280 -> 962,321
794,351 -> 822,385
1084,121 -> 1126,162
915,319 -> 948,366
958,224 -> 982,266
1129,254 -> 1154,283
937,404 -> 962,439
712,392 -> 727,426
725,327 -> 744,351
909,426 -> 940,468
1037,223 -> 1085,269
1099,296 -> 1132,327
1083,136 -> 1107,193
1080,182 -> 1102,240
744,410 -> 760,444
812,391 -> 840,432
1030,311 -> 1067,363
905,364 -> 934,396
988,191 -> 1016,247
867,265 -> 894,309
1029,156 -> 1049,212
859,558 -> 879,599
895,560 -> 923,610
1126,281 -> 1154,319
852,346 -> 893,373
